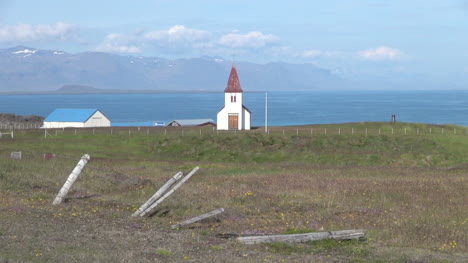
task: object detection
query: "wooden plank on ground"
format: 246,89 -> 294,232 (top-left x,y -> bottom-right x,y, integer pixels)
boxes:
171,208 -> 224,229
237,229 -> 365,245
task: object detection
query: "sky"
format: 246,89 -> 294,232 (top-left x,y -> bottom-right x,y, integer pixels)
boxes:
0,0 -> 467,89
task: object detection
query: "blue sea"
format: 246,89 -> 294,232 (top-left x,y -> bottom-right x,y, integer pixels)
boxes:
0,91 -> 467,126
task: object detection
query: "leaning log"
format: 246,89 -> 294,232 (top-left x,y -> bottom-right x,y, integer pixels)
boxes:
171,208 -> 224,229
237,229 -> 365,245
132,171 -> 183,217
52,154 -> 90,205
140,166 -> 200,217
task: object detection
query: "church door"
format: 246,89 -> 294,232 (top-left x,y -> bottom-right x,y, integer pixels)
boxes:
228,115 -> 238,130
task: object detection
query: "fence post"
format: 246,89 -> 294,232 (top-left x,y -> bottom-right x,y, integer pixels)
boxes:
378,128 -> 381,135
52,154 -> 90,205
352,128 -> 354,135
338,128 -> 341,135
391,128 -> 394,135
365,128 -> 368,136
442,128 -> 444,134
147,129 -> 149,136
417,128 -> 419,135
311,128 -> 313,135
404,128 -> 407,135
454,128 -> 456,135
325,128 -> 327,135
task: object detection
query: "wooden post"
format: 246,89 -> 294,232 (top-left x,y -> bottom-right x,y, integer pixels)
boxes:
171,208 -> 225,229
352,128 -> 354,135
430,128 -> 432,134
311,128 -> 313,135
44,129 -> 47,138
324,128 -> 327,135
129,129 -> 131,136
378,128 -> 381,135
237,229 -> 365,245
52,154 -> 90,205
140,166 -> 200,217
392,128 -> 394,135
111,129 -> 113,135
417,128 -> 419,135
365,128 -> 367,136
147,129 -> 149,136
75,129 -> 77,136
132,171 -> 184,217
404,128 -> 407,135
442,128 -> 444,134
454,128 -> 456,135
296,129 -> 298,135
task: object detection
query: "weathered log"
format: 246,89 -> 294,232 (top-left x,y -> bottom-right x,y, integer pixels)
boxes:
171,208 -> 224,229
132,171 -> 183,217
237,229 -> 365,245
52,154 -> 90,205
140,166 -> 200,217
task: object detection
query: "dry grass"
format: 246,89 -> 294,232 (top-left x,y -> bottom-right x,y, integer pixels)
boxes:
1,125 -> 467,262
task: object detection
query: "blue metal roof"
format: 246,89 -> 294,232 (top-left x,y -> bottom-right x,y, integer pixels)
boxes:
44,108 -> 99,122
111,121 -> 165,127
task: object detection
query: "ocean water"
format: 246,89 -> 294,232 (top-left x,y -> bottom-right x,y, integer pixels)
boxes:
0,90 -> 467,126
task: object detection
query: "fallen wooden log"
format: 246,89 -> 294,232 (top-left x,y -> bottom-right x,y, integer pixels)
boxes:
171,208 -> 224,229
132,171 -> 183,217
237,229 -> 365,245
52,154 -> 90,205
140,166 -> 200,217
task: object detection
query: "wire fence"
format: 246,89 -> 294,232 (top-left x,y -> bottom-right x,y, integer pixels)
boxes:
1,125 -> 467,139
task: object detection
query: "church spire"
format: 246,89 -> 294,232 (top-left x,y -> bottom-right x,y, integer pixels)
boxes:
224,64 -> 243,93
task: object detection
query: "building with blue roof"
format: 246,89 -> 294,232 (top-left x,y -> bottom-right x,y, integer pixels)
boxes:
43,108 -> 110,128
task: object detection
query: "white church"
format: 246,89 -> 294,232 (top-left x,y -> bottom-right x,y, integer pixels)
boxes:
217,64 -> 251,130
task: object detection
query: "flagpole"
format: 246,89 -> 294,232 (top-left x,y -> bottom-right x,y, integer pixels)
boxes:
265,91 -> 268,133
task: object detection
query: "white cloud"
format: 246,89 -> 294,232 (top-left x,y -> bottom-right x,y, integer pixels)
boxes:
218,31 -> 279,49
144,25 -> 211,45
0,22 -> 77,43
357,46 -> 405,60
301,49 -> 323,58
96,33 -> 140,53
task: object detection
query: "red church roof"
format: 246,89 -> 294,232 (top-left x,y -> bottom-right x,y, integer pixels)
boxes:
224,64 -> 243,93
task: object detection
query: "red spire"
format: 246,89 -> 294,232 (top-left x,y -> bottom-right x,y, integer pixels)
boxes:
224,64 -> 243,93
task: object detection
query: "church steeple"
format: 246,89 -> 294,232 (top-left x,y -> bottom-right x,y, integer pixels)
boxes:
224,64 -> 243,93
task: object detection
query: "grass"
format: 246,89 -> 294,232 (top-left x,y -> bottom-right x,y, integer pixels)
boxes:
0,123 -> 467,262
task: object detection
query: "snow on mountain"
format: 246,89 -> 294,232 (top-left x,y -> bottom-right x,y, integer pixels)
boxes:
13,49 -> 37,54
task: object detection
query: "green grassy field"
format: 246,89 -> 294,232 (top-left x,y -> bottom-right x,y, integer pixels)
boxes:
1,123 -> 467,262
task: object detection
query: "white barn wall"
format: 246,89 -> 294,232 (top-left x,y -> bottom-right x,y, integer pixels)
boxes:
43,122 -> 84,128
84,111 -> 111,127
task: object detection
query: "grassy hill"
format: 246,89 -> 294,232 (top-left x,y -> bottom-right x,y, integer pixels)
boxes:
1,123 -> 467,262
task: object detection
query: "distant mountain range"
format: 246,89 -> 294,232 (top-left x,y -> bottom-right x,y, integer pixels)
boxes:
0,46 -> 347,93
